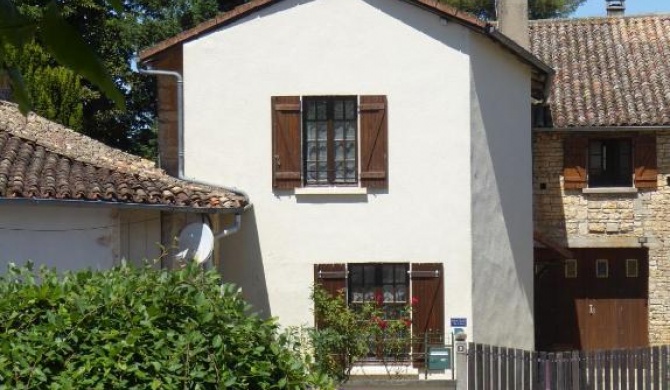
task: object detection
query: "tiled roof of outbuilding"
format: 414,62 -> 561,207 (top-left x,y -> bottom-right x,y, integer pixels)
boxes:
0,101 -> 247,211
530,15 -> 670,128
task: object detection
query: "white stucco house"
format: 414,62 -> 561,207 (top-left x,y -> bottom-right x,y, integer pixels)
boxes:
0,101 -> 248,272
139,0 -> 553,356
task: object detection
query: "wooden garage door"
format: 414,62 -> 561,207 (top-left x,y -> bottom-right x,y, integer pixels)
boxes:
536,248 -> 648,351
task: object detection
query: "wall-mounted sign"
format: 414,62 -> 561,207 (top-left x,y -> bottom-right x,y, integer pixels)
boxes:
450,317 -> 467,327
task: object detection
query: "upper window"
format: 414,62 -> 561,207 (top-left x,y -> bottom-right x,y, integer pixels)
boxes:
303,97 -> 358,186
563,135 -> 657,190
588,139 -> 632,187
271,95 -> 388,190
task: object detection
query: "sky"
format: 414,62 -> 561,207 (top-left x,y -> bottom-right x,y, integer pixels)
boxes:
573,0 -> 670,17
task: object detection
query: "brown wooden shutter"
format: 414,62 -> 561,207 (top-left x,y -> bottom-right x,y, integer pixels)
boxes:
563,136 -> 588,189
359,95 -> 388,189
313,264 -> 347,329
634,134 -> 658,189
411,263 -> 444,367
272,96 -> 302,189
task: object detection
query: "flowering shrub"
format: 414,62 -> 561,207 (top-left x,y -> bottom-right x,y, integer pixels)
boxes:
310,285 -> 415,383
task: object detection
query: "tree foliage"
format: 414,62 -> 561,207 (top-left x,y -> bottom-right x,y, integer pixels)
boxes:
440,0 -> 586,20
5,42 -> 89,130
0,262 -> 332,389
3,0 -> 245,159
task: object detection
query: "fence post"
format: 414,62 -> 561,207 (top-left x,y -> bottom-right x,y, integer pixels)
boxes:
456,334 -> 468,390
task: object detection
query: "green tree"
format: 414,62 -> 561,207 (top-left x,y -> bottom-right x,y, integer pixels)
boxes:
3,0 -> 245,159
0,0 -> 124,116
441,0 -> 586,20
5,42 -> 90,130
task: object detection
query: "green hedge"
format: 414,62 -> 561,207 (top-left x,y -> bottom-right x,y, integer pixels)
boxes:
0,262 -> 331,389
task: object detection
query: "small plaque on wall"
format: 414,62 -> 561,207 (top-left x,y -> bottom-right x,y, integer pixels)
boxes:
450,318 -> 467,327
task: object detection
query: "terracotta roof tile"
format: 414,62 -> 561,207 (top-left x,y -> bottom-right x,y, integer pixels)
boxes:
530,15 -> 670,128
0,101 -> 247,211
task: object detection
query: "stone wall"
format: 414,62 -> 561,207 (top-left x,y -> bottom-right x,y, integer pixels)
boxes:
533,131 -> 670,344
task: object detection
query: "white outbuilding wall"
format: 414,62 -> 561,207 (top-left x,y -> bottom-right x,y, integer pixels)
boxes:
0,204 -> 162,272
182,0 -> 534,348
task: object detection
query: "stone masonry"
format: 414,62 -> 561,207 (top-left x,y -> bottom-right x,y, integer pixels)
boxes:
534,131 -> 670,344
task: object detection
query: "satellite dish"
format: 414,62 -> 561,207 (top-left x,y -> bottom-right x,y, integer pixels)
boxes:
176,222 -> 214,264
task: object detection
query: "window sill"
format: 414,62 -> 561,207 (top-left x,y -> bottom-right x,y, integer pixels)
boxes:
582,187 -> 638,194
294,187 -> 368,196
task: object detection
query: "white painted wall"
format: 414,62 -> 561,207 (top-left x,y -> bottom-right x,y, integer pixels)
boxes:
470,35 -> 534,349
0,204 -> 119,271
119,209 -> 162,266
181,0 -> 534,346
0,205 -> 166,273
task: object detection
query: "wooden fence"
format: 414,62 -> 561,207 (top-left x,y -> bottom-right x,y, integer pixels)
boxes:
457,342 -> 670,390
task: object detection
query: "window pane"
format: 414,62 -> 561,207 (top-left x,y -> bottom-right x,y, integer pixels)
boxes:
383,285 -> 394,302
395,285 -> 407,302
334,100 -> 344,120
306,163 -> 317,182
395,265 -> 407,283
307,143 -> 317,161
382,266 -> 394,283
350,267 -> 362,285
335,143 -> 344,161
346,161 -> 356,178
316,101 -> 327,120
306,102 -> 316,120
318,142 -> 327,160
306,122 -> 317,141
346,142 -> 356,160
345,100 -> 356,120
346,122 -> 356,139
317,123 -> 327,141
364,265 -> 375,284
318,163 -> 328,182
589,141 -> 602,173
335,162 -> 344,181
334,122 -> 344,140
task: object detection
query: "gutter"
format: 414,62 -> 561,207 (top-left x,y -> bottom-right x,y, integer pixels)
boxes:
533,126 -> 670,132
0,197 -> 244,214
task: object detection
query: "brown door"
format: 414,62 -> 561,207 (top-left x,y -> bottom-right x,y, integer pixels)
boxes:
536,248 -> 648,351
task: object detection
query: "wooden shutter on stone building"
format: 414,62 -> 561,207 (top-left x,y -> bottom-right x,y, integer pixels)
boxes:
359,95 -> 388,189
410,263 -> 444,367
634,134 -> 657,189
563,136 -> 588,189
272,96 -> 302,189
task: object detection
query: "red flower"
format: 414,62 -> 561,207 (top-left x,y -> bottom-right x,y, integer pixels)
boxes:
377,319 -> 388,329
375,291 -> 384,306
411,296 -> 419,306
404,319 -> 412,328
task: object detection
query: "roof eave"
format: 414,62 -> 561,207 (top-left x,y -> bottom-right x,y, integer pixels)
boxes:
140,0 -> 555,87
0,197 -> 249,215
533,125 -> 670,132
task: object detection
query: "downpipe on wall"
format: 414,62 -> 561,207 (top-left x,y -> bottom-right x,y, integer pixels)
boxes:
135,58 -> 250,247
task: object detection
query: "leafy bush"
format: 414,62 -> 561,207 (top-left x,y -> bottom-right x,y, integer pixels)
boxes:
310,286 -> 413,383
0,262 -> 331,389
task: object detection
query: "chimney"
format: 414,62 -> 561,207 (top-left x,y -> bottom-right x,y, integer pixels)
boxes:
496,0 -> 529,49
606,0 -> 625,16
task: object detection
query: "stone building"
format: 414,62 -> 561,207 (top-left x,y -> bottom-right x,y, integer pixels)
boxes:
530,14 -> 670,350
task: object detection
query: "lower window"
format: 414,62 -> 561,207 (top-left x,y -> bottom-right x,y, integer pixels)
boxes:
314,262 -> 444,366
